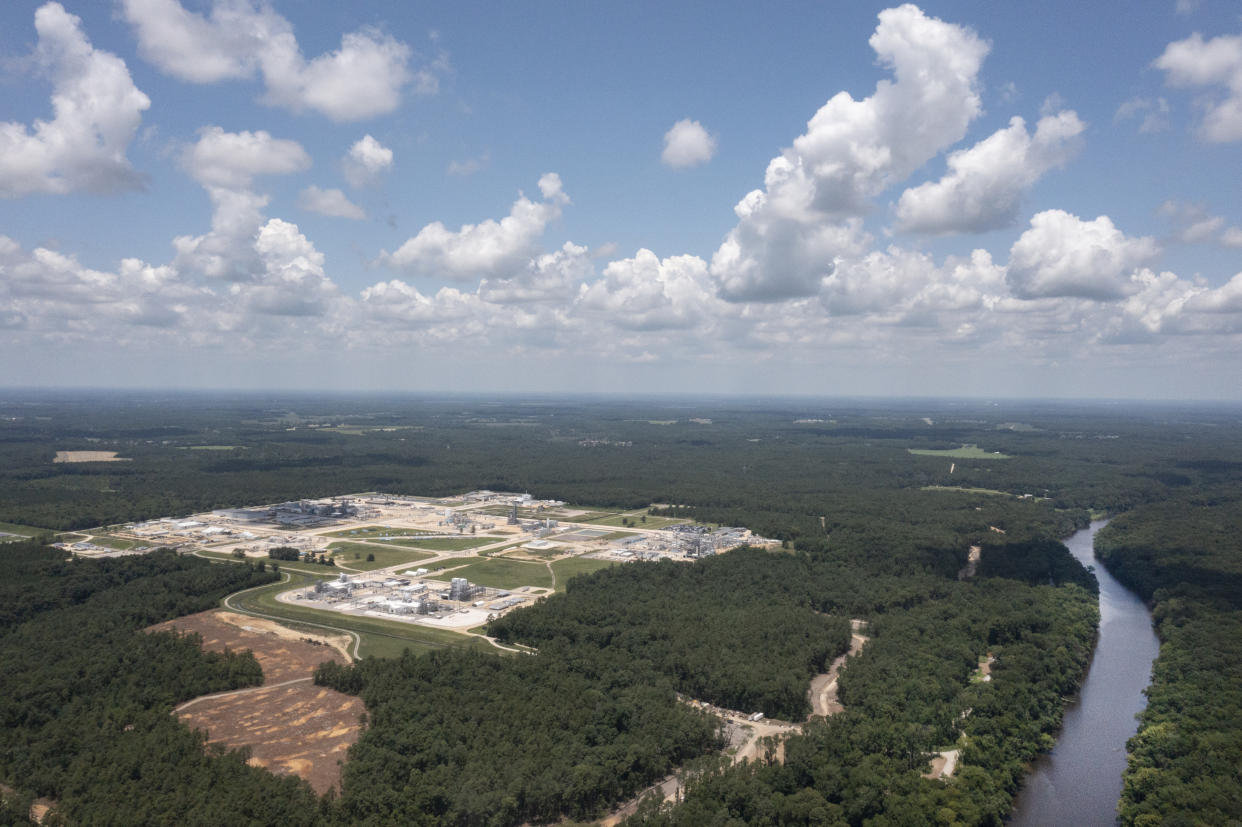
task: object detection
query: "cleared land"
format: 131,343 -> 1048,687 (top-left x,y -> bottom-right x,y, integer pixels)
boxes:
907,444 -> 1012,459
325,525 -> 443,539
0,521 -> 44,539
148,610 -> 361,795
52,451 -> 130,463
550,556 -> 615,588
426,557 -> 554,590
388,536 -> 496,551
922,485 -> 1012,496
326,543 -> 435,570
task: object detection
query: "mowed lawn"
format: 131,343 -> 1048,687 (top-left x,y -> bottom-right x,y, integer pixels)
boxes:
426,557 -> 553,590
0,521 -> 48,538
324,525 -> 444,539
386,536 -> 499,551
550,556 -> 616,591
327,542 -> 435,571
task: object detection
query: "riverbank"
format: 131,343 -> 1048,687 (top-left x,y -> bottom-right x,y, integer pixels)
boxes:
1007,520 -> 1159,826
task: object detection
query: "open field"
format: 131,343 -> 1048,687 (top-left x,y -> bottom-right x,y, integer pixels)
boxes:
149,609 -> 351,682
325,525 -> 444,539
149,610 -> 362,795
0,521 -> 46,539
921,485 -> 1013,496
383,535 -> 497,551
183,682 -> 361,795
225,571 -> 491,658
198,549 -> 345,577
52,450 -> 131,463
83,535 -> 141,550
550,556 -> 615,588
319,424 -> 422,435
577,511 -> 686,528
326,542 -> 435,570
907,444 -> 1012,459
426,557 -> 554,590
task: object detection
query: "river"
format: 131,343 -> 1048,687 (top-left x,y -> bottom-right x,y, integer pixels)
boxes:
1007,520 -> 1159,826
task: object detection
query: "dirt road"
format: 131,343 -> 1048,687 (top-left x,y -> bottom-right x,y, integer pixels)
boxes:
808,621 -> 869,718
601,620 -> 870,823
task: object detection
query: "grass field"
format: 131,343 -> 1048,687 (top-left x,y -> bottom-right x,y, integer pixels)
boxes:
87,535 -> 141,550
197,549 -> 345,577
326,543 -> 435,571
550,556 -> 615,590
908,444 -> 1012,460
426,557 -> 553,590
576,511 -> 686,528
185,445 -> 241,450
0,521 -> 48,539
386,536 -> 497,551
324,525 -> 444,539
598,530 -> 640,541
222,570 -> 490,658
921,485 -> 1013,497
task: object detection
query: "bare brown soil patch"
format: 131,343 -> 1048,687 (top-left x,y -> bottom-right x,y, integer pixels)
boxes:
150,609 -> 352,678
53,450 -> 130,463
149,610 -> 362,794
177,682 -> 363,795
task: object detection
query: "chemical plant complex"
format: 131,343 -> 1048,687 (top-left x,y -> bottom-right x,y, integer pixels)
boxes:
54,490 -> 778,637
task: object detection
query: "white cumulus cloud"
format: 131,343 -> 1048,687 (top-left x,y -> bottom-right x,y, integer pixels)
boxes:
577,250 -> 721,331
711,4 -> 989,301
234,219 -> 339,317
344,135 -> 394,188
1007,210 -> 1160,300
1155,30 -> 1242,141
181,126 -> 310,190
383,174 -> 570,281
175,127 -> 310,281
297,186 -> 365,220
661,119 -> 717,169
120,0 -> 422,121
0,3 -> 150,198
477,242 -> 593,304
895,110 -> 1085,234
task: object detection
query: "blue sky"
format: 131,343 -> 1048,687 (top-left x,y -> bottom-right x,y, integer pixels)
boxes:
2,1 -> 1242,398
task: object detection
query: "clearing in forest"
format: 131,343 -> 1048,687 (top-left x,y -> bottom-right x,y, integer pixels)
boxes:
52,450 -> 131,463
907,444 -> 1012,459
148,610 -> 362,794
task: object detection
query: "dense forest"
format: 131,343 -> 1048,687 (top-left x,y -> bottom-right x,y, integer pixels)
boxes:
2,391 -> 1241,824
1095,495 -> 1242,825
0,543 -> 323,825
